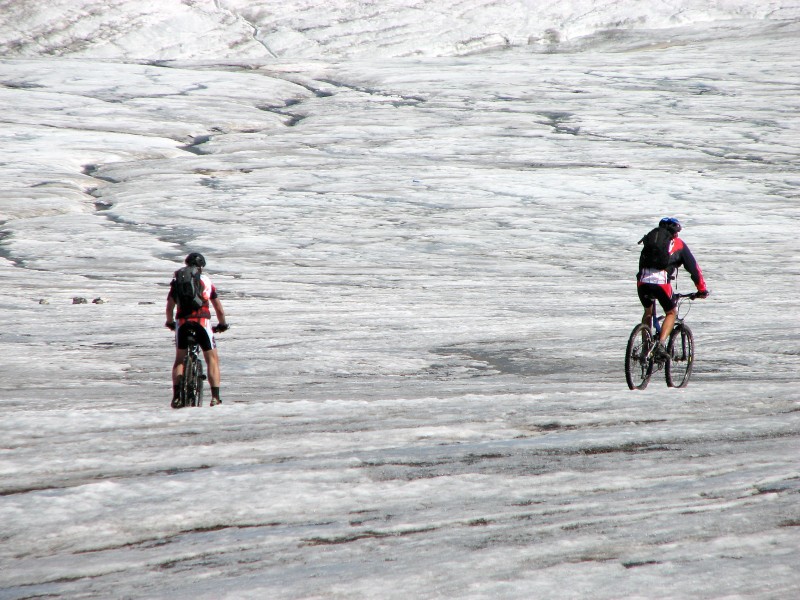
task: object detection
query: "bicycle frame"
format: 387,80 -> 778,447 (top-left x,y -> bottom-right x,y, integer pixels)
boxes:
651,301 -> 663,337
650,292 -> 695,336
185,332 -> 202,367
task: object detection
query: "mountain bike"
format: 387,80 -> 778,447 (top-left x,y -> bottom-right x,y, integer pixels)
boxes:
625,293 -> 698,390
174,329 -> 206,408
169,323 -> 227,409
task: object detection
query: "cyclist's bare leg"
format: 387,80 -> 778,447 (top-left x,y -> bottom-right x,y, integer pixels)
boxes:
660,309 -> 677,344
172,349 -> 187,385
203,348 -> 221,390
641,305 -> 654,327
642,304 -> 677,346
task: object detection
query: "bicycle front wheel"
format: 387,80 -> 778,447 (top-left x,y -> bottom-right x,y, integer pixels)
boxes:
666,324 -> 694,388
625,323 -> 654,390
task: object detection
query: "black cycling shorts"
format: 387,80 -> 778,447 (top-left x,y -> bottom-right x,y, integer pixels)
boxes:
638,283 -> 676,313
176,320 -> 215,352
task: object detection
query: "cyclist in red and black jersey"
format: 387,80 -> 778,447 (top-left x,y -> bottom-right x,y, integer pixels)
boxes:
166,253 -> 228,406
637,218 -> 708,356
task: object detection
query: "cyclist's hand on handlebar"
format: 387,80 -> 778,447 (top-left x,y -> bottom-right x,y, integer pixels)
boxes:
695,290 -> 709,299
165,321 -> 176,330
213,323 -> 229,333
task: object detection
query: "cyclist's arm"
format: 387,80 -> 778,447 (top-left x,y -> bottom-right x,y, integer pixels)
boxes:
680,245 -> 707,292
211,296 -> 227,326
166,295 -> 176,328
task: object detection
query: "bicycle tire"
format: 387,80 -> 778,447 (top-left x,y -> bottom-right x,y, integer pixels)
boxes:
180,352 -> 197,406
194,357 -> 205,407
625,323 -> 654,390
666,323 -> 694,388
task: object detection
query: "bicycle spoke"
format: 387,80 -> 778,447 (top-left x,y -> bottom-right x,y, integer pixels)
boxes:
625,324 -> 654,390
666,325 -> 694,388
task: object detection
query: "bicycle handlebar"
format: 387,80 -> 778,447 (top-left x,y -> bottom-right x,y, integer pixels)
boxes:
674,291 -> 710,300
165,322 -> 229,332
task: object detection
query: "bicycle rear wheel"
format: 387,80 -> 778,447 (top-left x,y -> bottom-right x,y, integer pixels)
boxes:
625,323 -> 654,390
666,324 -> 694,388
180,352 -> 198,406
193,357 -> 205,407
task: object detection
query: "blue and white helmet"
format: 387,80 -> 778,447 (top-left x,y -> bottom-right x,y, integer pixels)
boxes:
659,217 -> 682,234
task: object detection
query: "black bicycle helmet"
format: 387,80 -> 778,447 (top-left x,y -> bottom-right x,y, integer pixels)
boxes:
185,252 -> 206,268
659,217 -> 682,234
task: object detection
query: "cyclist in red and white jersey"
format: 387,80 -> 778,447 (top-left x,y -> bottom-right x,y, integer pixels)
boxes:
165,253 -> 228,406
637,218 -> 708,356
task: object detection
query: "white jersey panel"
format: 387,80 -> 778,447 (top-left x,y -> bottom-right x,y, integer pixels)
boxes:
639,267 -> 669,285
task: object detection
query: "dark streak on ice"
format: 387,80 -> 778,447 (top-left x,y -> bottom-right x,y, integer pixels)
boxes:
181,135 -> 212,154
0,464 -> 214,497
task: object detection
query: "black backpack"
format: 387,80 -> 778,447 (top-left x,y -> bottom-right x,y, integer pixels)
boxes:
639,226 -> 672,270
174,266 -> 204,310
